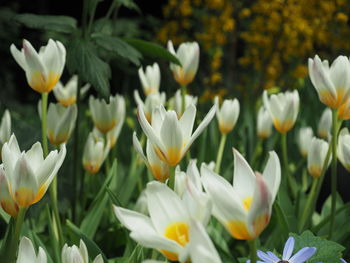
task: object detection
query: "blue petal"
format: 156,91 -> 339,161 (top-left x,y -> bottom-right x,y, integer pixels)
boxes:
283,237 -> 295,260
290,247 -> 317,263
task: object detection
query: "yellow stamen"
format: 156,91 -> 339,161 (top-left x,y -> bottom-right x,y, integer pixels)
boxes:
161,222 -> 189,261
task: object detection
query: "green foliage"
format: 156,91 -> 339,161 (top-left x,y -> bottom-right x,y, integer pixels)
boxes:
14,14 -> 77,34
291,231 -> 345,263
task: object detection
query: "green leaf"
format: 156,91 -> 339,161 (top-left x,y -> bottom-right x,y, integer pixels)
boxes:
291,231 -> 345,263
14,14 -> 77,33
123,38 -> 181,65
66,220 -> 108,263
92,34 -> 142,66
66,37 -> 111,97
116,0 -> 140,12
272,202 -> 290,240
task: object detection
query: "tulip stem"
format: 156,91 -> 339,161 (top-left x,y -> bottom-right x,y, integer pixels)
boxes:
41,92 -> 49,156
4,208 -> 26,263
298,178 -> 318,231
50,177 -> 64,248
181,85 -> 187,115
168,165 -> 176,190
281,132 -> 297,199
251,137 -> 263,168
329,109 -> 339,239
215,133 -> 227,174
248,239 -> 257,263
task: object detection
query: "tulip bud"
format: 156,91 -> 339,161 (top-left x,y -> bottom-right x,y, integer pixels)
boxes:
82,132 -> 110,174
257,105 -> 273,139
317,108 -> 332,139
215,97 -> 240,134
167,40 -> 200,86
134,90 -> 166,123
337,128 -> 350,171
138,63 -> 161,95
307,137 -> 330,178
44,103 -> 77,146
169,89 -> 198,118
297,127 -> 314,157
10,39 -> 66,93
62,239 -> 103,263
53,75 -> 90,106
17,237 -> 47,263
263,90 -> 299,134
1,134 -> 66,208
0,110 -> 11,149
308,55 -> 350,108
0,165 -> 19,217
89,94 -> 125,133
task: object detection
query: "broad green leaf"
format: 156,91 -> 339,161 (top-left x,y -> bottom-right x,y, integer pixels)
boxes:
272,202 -> 290,241
66,220 -> 108,262
66,37 -> 111,97
291,231 -> 345,263
92,34 -> 142,66
123,38 -> 181,65
14,14 -> 77,33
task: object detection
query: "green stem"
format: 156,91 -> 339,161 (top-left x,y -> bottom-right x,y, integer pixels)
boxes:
181,85 -> 187,115
41,93 -> 49,156
215,133 -> 227,174
281,132 -> 297,199
105,0 -> 119,19
248,239 -> 257,263
298,178 -> 318,232
168,165 -> 176,190
87,0 -> 98,37
5,208 -> 26,263
251,137 -> 263,168
329,109 -> 338,239
49,177 -> 64,248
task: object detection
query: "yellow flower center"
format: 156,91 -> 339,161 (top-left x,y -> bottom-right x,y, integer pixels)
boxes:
161,222 -> 189,261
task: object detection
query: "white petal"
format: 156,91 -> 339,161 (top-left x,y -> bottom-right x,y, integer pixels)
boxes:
262,151 -> 281,201
17,237 -> 36,263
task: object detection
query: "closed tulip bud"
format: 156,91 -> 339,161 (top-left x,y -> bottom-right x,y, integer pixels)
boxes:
137,103 -> 216,166
263,90 -> 299,134
53,75 -> 90,106
167,40 -> 200,86
257,106 -> 273,139
201,149 -> 281,240
0,110 -> 11,149
308,55 -> 350,108
138,63 -> 161,95
297,127 -> 314,157
169,89 -> 198,118
307,137 -> 330,178
82,132 -> 110,174
317,108 -> 332,139
89,94 -> 125,133
215,97 -> 240,134
62,240 -> 103,263
10,39 -> 66,93
45,103 -> 77,146
133,132 -> 169,182
337,128 -> 350,171
0,165 -> 19,217
1,134 -> 66,208
338,98 -> 350,120
134,90 -> 166,123
17,237 -> 47,263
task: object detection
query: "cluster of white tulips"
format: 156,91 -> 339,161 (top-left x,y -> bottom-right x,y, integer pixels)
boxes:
1,36 -> 349,263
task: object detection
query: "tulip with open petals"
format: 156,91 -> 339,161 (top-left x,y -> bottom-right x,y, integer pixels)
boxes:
317,108 -> 332,139
167,40 -> 200,86
263,90 -> 299,134
89,94 -> 125,133
82,132 -> 110,174
17,237 -> 47,263
114,181 -> 209,262
134,90 -> 166,123
337,128 -> 350,171
10,39 -> 66,93
138,63 -> 161,95
137,104 -> 216,166
133,132 -> 169,182
215,97 -> 240,134
1,134 -> 66,208
307,137 -> 330,178
257,105 -> 273,139
308,55 -> 350,108
201,149 -> 281,240
53,75 -> 90,106
0,110 -> 11,149
298,127 -> 314,157
62,239 -> 103,263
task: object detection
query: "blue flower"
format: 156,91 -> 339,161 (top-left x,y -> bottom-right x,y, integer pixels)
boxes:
249,237 -> 317,263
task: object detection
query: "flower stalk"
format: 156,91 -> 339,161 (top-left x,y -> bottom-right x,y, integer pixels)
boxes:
181,84 -> 187,114
168,165 -> 176,190
281,132 -> 297,199
215,133 -> 227,174
248,239 -> 257,263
